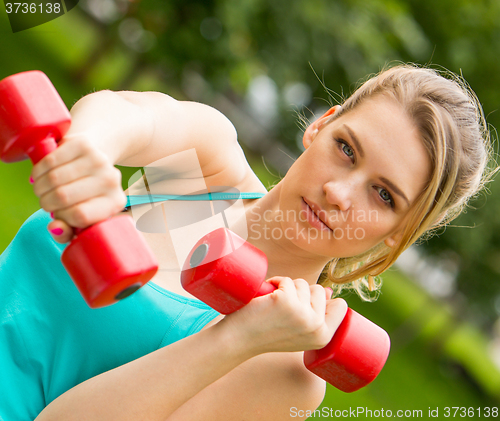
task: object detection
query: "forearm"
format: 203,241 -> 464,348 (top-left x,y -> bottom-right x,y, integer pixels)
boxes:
67,90 -> 155,166
35,319 -> 254,421
34,280 -> 346,420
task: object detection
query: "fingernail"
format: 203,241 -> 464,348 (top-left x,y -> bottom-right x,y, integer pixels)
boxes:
50,212 -> 54,218
29,176 -> 34,184
50,227 -> 64,236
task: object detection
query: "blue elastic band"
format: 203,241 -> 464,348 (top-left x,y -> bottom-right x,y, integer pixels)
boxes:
125,192 -> 266,208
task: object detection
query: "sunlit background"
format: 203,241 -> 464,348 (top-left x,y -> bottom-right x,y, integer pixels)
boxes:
1,0 -> 500,417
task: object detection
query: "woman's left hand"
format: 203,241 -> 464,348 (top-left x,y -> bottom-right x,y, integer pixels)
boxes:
219,277 -> 348,357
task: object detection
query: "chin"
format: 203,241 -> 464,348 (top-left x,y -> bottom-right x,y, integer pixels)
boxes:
289,227 -> 373,259
281,223 -> 335,257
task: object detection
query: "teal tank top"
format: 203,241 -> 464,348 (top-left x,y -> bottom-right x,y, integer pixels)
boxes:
0,192 -> 265,419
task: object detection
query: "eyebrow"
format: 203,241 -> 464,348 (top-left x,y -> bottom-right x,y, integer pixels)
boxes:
343,124 -> 411,208
343,124 -> 365,158
380,177 -> 410,208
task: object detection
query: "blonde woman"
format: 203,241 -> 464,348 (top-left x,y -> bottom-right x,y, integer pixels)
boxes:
0,64 -> 494,420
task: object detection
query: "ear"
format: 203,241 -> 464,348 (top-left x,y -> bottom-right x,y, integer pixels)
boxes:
303,105 -> 341,149
384,231 -> 403,249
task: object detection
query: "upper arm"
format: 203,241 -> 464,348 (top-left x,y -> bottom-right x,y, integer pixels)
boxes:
166,352 -> 326,421
114,92 -> 248,184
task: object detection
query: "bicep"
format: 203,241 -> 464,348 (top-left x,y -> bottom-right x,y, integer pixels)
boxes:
114,92 -> 244,180
167,352 -> 326,421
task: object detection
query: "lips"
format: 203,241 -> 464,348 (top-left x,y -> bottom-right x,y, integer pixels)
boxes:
302,198 -> 333,231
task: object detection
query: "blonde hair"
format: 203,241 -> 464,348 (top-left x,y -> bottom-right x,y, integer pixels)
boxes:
319,63 -> 497,300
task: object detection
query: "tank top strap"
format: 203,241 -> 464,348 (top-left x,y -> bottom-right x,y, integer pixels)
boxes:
124,192 -> 266,209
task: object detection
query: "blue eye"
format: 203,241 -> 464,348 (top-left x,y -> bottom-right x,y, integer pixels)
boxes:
342,143 -> 354,157
336,140 -> 354,160
377,187 -> 395,208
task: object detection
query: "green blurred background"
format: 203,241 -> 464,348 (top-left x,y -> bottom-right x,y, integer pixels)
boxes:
1,0 -> 500,418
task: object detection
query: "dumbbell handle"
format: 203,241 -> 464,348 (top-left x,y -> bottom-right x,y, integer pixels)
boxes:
26,135 -> 57,164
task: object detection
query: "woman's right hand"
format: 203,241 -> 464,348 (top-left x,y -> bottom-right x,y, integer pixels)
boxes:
30,132 -> 127,244
220,277 -> 348,357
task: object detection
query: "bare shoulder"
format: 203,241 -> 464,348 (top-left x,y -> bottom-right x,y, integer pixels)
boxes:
167,351 -> 326,421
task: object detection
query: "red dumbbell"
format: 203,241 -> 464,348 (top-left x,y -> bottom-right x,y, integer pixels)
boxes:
0,70 -> 159,308
181,228 -> 390,392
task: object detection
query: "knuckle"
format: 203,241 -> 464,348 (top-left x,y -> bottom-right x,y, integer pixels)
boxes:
43,153 -> 57,168
54,187 -> 70,206
114,167 -> 123,184
102,172 -> 114,187
91,150 -> 109,168
32,183 -> 41,197
274,276 -> 292,287
310,284 -> 324,295
294,278 -> 308,288
117,192 -> 127,209
110,192 -> 127,214
38,196 -> 52,212
75,137 -> 92,153
95,155 -> 108,169
105,167 -> 122,187
47,170 -> 60,186
72,206 -> 91,227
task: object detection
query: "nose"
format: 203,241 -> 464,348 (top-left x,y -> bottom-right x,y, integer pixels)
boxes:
323,180 -> 352,212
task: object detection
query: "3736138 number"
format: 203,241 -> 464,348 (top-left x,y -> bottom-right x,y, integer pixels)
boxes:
444,407 -> 498,417
5,3 -> 61,14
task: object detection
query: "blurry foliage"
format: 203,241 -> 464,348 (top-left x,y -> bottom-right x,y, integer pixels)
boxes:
132,0 -> 436,143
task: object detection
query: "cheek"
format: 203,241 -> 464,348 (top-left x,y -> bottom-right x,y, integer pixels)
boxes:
361,213 -> 404,249
357,213 -> 394,235
334,214 -> 395,252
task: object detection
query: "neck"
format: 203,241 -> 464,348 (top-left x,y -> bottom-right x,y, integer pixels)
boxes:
243,182 -> 331,285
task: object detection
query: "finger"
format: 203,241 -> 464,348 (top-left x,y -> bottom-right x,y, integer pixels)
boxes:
325,287 -> 334,300
265,277 -> 296,301
309,284 -> 327,315
47,219 -> 74,244
39,173 -> 124,213
31,140 -> 84,180
256,279 -> 278,296
33,156 -> 93,197
57,132 -> 85,146
55,194 -> 127,228
324,298 -> 348,335
267,276 -> 294,290
293,278 -> 311,304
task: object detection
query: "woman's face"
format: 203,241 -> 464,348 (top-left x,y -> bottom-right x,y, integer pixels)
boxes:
279,94 -> 431,258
